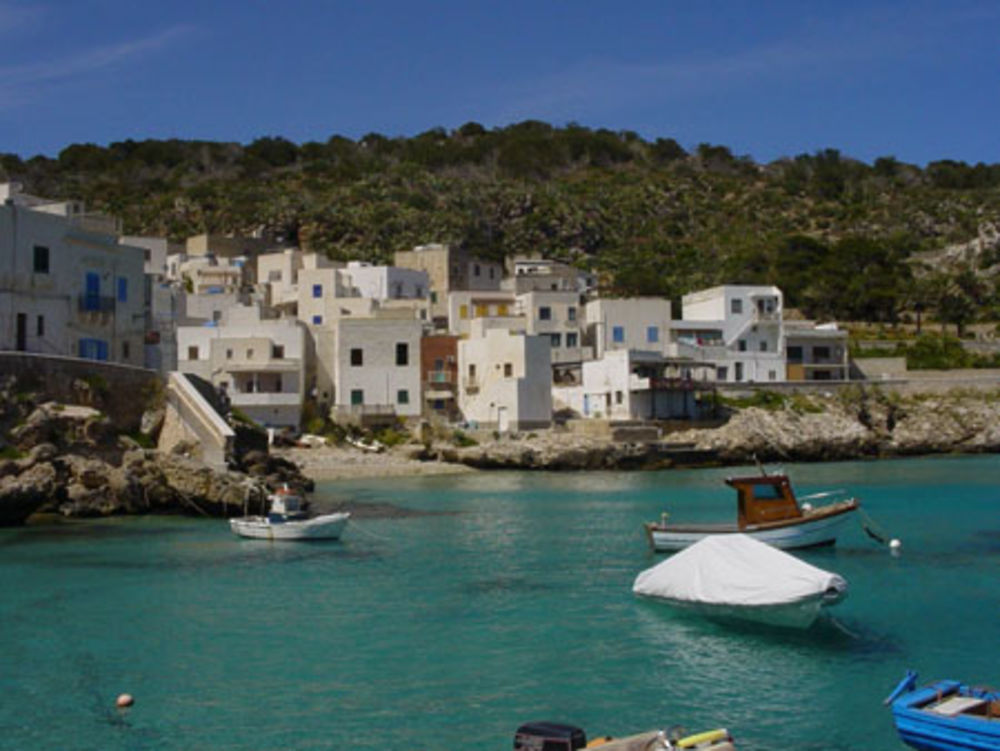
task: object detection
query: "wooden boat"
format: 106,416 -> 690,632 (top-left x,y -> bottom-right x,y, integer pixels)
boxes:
229,486 -> 350,541
644,471 -> 859,552
514,721 -> 736,750
885,671 -> 1000,751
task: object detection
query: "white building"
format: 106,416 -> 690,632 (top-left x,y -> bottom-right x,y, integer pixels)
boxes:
176,304 -> 306,428
327,318 -> 423,423
584,297 -> 673,359
507,257 -> 597,295
518,289 -> 589,367
342,261 -> 430,301
394,243 -> 503,323
672,285 -> 785,383
0,183 -> 146,365
457,322 -> 552,431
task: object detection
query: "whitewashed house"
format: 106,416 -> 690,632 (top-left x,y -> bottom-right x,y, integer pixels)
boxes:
394,243 -> 503,324
457,321 -> 552,431
584,297 -> 674,358
176,304 -> 307,428
0,183 -> 146,365
327,318 -> 423,424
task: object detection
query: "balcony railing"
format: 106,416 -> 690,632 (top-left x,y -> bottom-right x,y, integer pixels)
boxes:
77,294 -> 115,314
427,370 -> 454,384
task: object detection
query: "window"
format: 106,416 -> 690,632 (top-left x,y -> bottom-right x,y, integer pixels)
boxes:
433,358 -> 444,371
350,348 -> 363,366
759,341 -> 768,352
272,345 -> 285,359
312,284 -> 322,298
226,349 -> 233,359
475,304 -> 487,317
397,389 -> 409,405
350,389 -> 364,405
415,286 -> 423,297
79,338 -> 109,361
567,307 -> 577,321
187,346 -> 199,360
504,363 -> 513,377
647,326 -> 659,344
474,263 -> 481,277
268,270 -> 282,282
430,291 -> 438,303
738,339 -> 747,352
246,348 -> 254,359
117,277 -> 128,303
787,346 -> 803,363
433,399 -> 444,410
768,370 -> 776,381
312,315 -> 323,325
539,306 -> 552,321
459,304 -> 469,319
497,304 -> 508,316
566,332 -> 578,348
122,341 -> 130,360
33,245 -> 49,273
213,310 -> 222,322
814,346 -> 831,360
396,342 -> 409,366
615,390 -> 623,404
36,315 -> 44,337
731,298 -> 743,315
716,366 -> 728,381
612,326 -> 624,343
468,364 -> 476,379
550,333 -> 561,348
734,362 -> 744,382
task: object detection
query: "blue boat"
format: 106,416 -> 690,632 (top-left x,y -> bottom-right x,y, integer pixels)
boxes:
885,671 -> 1000,750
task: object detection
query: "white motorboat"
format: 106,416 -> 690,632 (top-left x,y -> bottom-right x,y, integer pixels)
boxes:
633,534 -> 848,629
229,486 -> 350,541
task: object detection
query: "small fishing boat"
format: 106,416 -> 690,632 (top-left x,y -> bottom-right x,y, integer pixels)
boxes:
633,534 -> 848,629
885,671 -> 1000,751
346,435 -> 385,453
229,486 -> 350,541
514,721 -> 736,750
644,470 -> 859,552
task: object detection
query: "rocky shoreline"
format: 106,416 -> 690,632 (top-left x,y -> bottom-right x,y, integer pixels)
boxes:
3,381 -> 999,526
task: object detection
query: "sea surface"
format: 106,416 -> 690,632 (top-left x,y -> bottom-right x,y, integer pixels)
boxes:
2,455 -> 999,750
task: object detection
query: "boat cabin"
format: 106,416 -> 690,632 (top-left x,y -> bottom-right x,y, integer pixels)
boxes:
725,474 -> 803,528
268,487 -> 308,522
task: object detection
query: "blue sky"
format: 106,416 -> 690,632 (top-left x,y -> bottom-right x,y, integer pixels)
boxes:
1,1 -> 997,165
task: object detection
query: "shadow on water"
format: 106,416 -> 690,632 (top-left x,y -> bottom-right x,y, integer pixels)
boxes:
634,598 -> 901,657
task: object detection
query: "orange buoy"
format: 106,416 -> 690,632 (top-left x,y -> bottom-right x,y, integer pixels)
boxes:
116,693 -> 134,708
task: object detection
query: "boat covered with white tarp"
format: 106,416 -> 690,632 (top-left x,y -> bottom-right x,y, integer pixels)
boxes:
632,534 -> 847,628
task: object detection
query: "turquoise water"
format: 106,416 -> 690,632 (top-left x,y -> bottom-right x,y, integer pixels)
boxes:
2,456 -> 999,750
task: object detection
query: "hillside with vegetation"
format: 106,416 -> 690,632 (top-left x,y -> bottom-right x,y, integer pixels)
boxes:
4,121 -> 1000,328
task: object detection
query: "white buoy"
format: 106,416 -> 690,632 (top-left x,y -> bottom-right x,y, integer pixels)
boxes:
116,693 -> 134,708
889,538 -> 902,556
801,502 -> 813,513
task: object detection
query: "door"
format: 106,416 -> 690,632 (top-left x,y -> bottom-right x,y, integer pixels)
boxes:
15,313 -> 26,351
497,406 -> 510,433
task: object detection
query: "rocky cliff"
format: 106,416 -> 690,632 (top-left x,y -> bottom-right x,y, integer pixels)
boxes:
0,376 -> 312,526
436,388 -> 1000,470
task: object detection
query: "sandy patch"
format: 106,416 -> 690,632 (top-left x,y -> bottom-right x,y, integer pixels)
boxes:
273,446 -> 475,482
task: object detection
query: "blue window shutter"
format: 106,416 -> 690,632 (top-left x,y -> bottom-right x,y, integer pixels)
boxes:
313,284 -> 322,298
647,326 -> 658,343
312,315 -> 322,325
117,277 -> 127,303
612,326 -> 625,343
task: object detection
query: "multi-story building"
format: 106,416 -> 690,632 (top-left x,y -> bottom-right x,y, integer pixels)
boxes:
0,183 -> 146,365
446,289 -> 519,337
327,318 -> 423,425
784,321 -> 849,381
176,304 -> 306,428
506,257 -> 597,295
394,243 -> 503,323
584,297 -> 674,359
421,334 -> 460,421
457,321 -> 552,431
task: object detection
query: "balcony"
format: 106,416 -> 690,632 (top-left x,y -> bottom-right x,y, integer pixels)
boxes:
463,377 -> 479,394
77,294 -> 115,314
231,392 -> 302,407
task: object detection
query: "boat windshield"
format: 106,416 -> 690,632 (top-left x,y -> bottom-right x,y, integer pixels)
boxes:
751,483 -> 784,500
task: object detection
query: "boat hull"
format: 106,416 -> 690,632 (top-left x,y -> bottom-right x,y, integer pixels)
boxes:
647,505 -> 857,552
229,512 -> 350,541
888,676 -> 1000,751
641,591 -> 838,629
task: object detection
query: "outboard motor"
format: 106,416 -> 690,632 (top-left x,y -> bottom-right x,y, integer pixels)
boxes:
514,722 -> 587,751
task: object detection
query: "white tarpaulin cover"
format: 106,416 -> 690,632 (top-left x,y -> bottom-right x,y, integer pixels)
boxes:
632,534 -> 847,607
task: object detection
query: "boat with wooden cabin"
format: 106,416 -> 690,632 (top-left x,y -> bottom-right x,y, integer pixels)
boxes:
885,671 -> 1000,751
644,471 -> 859,552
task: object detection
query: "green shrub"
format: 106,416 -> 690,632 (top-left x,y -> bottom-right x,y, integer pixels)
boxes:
718,390 -> 785,410
451,430 -> 478,447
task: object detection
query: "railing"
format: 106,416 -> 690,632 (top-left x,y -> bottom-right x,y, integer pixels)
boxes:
77,294 -> 116,313
427,370 -> 453,384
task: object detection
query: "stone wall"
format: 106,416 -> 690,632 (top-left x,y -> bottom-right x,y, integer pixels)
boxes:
0,352 -> 161,431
